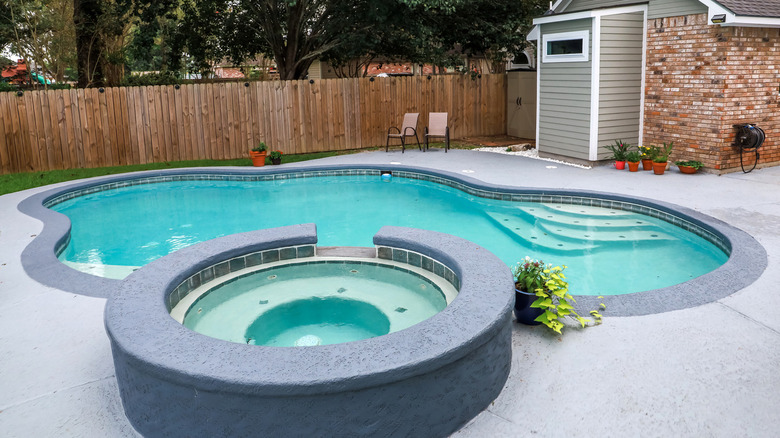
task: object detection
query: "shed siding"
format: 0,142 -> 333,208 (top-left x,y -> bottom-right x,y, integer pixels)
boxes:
597,12 -> 645,159
538,19 -> 593,160
648,0 -> 706,18
559,0 -> 705,18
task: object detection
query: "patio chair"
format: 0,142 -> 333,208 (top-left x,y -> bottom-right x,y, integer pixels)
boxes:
424,112 -> 449,152
386,113 -> 421,153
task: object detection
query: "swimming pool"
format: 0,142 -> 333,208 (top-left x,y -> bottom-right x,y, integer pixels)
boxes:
19,164 -> 765,316
47,170 -> 726,296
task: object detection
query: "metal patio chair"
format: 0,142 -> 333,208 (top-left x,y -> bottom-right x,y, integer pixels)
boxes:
424,112 -> 449,152
386,113 -> 421,153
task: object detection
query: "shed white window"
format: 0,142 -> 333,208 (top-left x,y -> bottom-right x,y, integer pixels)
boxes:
542,30 -> 589,63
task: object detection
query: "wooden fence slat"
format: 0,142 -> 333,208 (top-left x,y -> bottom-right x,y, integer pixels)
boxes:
27,92 -> 43,171
159,86 -> 172,162
41,91 -> 61,170
0,75 -> 506,174
0,93 -> 11,173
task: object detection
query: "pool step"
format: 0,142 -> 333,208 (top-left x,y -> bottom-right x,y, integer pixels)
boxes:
535,222 -> 675,243
515,204 -> 644,229
485,212 -> 598,254
486,210 -> 675,255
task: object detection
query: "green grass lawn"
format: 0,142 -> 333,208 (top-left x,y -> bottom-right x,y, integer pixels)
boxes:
0,141 -> 474,196
0,150 -> 350,196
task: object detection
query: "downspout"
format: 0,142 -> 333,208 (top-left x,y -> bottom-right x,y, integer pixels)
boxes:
638,8 -> 648,148
588,16 -> 601,161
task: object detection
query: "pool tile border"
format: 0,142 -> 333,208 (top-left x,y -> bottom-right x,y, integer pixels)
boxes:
43,168 -> 730,256
167,244 -> 316,312
169,244 -> 460,313
376,246 -> 461,291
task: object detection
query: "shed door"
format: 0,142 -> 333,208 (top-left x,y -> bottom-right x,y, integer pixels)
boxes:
506,71 -> 537,139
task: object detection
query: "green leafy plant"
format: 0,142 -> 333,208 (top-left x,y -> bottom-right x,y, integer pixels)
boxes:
122,71 -> 181,87
604,140 -> 630,161
0,82 -> 17,92
512,257 -> 546,293
251,142 -> 267,153
674,160 -> 703,170
625,150 -> 642,163
638,145 -> 655,161
269,150 -> 283,160
530,265 -> 604,334
652,142 -> 674,163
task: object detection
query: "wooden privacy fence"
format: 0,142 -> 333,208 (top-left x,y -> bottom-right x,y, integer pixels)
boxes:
0,74 -> 506,175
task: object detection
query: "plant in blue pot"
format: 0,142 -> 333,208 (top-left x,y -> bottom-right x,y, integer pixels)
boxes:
514,259 -> 605,333
512,257 -> 547,325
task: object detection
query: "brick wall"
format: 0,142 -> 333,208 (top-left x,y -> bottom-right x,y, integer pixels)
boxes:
644,14 -> 780,173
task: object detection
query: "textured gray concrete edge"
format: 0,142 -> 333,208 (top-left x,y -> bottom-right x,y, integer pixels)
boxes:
17,163 -> 767,315
105,224 -> 513,437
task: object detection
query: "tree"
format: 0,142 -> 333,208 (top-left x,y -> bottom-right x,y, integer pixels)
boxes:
168,0 -> 547,81
169,0 -> 234,77
74,0 -> 178,87
2,0 -> 76,84
237,0 -> 345,80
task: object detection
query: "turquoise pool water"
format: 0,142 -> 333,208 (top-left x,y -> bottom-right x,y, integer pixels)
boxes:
178,261 -> 449,346
52,174 -> 727,295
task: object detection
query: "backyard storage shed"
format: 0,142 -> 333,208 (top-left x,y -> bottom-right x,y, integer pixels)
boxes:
529,0 -> 780,172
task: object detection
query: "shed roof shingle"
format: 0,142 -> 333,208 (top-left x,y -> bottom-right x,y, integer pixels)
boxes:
717,0 -> 780,18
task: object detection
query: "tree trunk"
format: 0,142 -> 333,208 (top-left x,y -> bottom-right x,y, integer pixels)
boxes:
73,0 -> 104,87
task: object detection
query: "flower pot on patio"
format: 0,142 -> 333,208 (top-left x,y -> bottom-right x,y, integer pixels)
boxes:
678,165 -> 697,174
652,161 -> 667,175
628,161 -> 640,172
250,151 -> 267,167
614,161 -> 626,170
514,289 -> 542,325
641,159 -> 653,171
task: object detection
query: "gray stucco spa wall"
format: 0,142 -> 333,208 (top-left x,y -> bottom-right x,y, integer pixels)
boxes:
104,224 -> 514,438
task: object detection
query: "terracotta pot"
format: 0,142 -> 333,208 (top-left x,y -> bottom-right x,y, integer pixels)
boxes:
678,165 -> 697,174
652,161 -> 667,175
627,161 -> 640,172
641,159 -> 653,171
250,151 -> 267,167
614,161 -> 626,170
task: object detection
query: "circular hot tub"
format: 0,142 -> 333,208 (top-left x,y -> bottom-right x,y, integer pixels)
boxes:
171,259 -> 457,347
105,224 -> 512,437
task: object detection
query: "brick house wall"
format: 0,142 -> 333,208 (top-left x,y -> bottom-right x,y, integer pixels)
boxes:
644,14 -> 780,173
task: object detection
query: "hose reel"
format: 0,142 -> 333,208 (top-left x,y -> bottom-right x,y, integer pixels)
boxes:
734,124 -> 765,173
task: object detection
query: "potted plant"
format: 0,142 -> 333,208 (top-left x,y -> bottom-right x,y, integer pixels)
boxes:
250,142 -> 268,167
269,150 -> 283,165
626,150 -> 642,172
638,145 -> 655,171
604,140 -> 629,170
512,257 -> 546,325
651,142 -> 674,175
529,264 -> 604,334
675,160 -> 703,174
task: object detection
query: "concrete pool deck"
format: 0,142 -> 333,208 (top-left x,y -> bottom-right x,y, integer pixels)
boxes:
1,148 -> 779,437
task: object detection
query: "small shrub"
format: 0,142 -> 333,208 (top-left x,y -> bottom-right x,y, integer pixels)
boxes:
122,71 -> 181,87
0,82 -> 18,92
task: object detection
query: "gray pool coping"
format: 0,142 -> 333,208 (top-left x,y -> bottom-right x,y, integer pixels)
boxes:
17,163 -> 766,317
